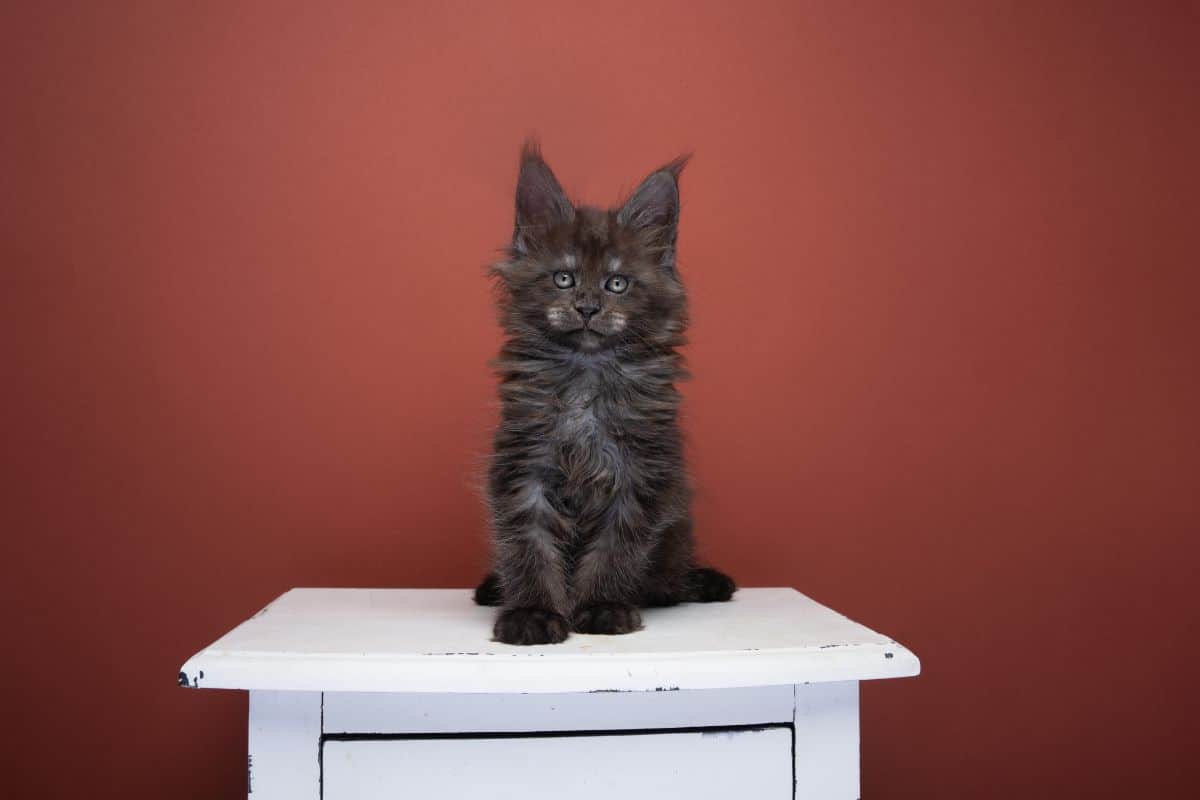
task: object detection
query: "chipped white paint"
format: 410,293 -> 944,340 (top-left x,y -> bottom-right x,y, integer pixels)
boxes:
185,588 -> 919,798
179,588 -> 919,694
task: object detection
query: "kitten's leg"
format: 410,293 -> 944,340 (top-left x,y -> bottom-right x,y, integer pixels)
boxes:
492,531 -> 571,645
640,517 -> 695,608
570,498 -> 654,635
641,518 -> 737,605
490,480 -> 573,645
643,567 -> 737,604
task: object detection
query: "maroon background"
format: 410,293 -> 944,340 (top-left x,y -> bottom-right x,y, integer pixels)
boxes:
4,2 -> 1198,797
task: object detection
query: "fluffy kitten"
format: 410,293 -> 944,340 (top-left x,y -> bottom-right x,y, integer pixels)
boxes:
475,141 -> 735,646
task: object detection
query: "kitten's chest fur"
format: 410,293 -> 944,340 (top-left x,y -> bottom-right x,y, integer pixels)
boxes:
494,347 -> 684,525
556,372 -> 602,437
546,368 -> 625,499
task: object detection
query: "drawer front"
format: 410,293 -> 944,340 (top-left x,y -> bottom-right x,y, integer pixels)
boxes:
323,726 -> 792,799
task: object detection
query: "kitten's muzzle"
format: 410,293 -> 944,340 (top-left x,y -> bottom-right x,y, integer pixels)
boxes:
574,298 -> 600,321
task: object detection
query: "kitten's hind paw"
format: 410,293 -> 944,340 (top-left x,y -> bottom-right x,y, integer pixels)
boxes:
493,607 -> 570,645
573,602 -> 643,635
473,572 -> 503,606
641,590 -> 682,608
689,567 -> 736,602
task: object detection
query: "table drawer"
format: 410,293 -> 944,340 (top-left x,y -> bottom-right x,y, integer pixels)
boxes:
322,726 -> 792,799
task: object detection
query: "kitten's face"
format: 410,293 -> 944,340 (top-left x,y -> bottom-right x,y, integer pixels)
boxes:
506,208 -> 686,353
497,144 -> 689,353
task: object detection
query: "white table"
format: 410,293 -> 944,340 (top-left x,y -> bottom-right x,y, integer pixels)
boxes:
180,588 -> 919,799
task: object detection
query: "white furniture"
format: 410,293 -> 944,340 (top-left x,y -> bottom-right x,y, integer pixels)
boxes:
180,588 -> 919,799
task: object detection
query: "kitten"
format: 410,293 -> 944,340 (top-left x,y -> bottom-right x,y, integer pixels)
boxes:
475,141 -> 735,646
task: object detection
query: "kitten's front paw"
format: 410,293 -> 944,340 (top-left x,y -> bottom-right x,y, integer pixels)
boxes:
573,602 -> 643,635
493,607 -> 570,645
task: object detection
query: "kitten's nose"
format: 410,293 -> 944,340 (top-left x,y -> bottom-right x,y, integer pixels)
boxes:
574,299 -> 600,320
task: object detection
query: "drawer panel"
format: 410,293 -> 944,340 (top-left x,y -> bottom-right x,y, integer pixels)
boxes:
322,726 -> 792,799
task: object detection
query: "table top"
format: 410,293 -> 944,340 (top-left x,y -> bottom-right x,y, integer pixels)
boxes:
178,588 -> 919,693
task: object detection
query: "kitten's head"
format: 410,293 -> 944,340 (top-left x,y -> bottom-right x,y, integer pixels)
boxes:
493,141 -> 689,354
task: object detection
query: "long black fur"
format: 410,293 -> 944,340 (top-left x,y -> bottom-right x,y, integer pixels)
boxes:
478,141 -> 735,645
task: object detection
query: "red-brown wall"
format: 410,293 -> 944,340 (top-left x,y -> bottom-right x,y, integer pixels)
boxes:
4,2 -> 1198,796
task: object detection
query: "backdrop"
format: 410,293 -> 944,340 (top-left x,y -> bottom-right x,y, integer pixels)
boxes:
4,1 -> 1198,797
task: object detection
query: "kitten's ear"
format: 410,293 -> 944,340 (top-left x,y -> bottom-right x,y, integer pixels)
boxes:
513,140 -> 574,255
618,155 -> 689,267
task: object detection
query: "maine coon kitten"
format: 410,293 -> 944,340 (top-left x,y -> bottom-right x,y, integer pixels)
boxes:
474,141 -> 735,646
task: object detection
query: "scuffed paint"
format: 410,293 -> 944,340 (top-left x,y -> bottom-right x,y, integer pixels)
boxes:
178,669 -> 205,688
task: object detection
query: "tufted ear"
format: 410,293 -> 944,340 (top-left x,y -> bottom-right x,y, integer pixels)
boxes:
513,140 -> 574,255
617,155 -> 689,267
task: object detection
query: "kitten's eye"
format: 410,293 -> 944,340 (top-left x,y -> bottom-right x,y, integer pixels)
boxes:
553,271 -> 575,289
605,275 -> 629,294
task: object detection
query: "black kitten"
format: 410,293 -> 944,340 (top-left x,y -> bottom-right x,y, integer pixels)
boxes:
476,141 -> 735,645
